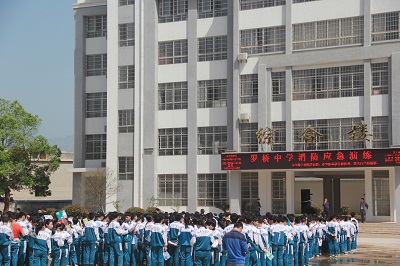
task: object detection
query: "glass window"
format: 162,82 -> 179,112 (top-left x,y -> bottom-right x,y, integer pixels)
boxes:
86,15 -> 107,38
272,71 -> 286,102
158,0 -> 188,23
241,172 -> 259,213
240,0 -> 285,11
86,134 -> 106,160
118,157 -> 134,180
119,110 -> 134,133
372,170 -> 390,216
86,54 -> 107,76
372,12 -> 400,42
119,23 -> 135,47
198,36 -> 228,62
198,79 -> 227,108
159,40 -> 188,65
371,62 -> 389,95
86,92 -> 107,118
240,74 -> 258,104
119,0 -> 134,6
372,116 -> 389,148
158,174 -> 188,206
198,126 -> 227,155
240,26 -> 285,54
158,82 -> 188,110
272,121 -> 286,151
198,173 -> 228,207
158,128 -> 188,156
240,123 -> 258,152
119,65 -> 134,89
272,172 -> 286,214
198,0 -> 227,18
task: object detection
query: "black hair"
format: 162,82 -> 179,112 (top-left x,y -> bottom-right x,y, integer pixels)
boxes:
234,222 -> 243,229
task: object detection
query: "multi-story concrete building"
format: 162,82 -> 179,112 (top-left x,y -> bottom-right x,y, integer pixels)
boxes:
73,0 -> 400,222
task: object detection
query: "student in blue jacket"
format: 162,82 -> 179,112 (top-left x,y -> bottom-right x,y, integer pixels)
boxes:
150,214 -> 167,266
32,221 -> 51,266
222,222 -> 248,266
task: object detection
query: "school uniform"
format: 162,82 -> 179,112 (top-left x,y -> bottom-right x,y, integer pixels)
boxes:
70,224 -> 83,266
193,226 -> 213,266
135,222 -> 146,264
51,230 -> 65,266
108,219 -> 125,266
143,221 -> 154,266
59,230 -> 72,266
32,230 -> 51,266
178,225 -> 194,266
84,220 -> 99,265
0,222 -> 13,266
16,220 -> 29,266
150,223 -> 167,266
168,221 -> 184,266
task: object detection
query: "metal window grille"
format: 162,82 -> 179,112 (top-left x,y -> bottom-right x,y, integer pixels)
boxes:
119,23 -> 135,47
158,174 -> 188,206
272,172 -> 286,214
197,126 -> 227,155
198,35 -> 228,61
372,116 -> 389,148
86,15 -> 107,38
240,123 -> 258,152
159,39 -> 188,65
198,0 -> 228,18
372,170 -> 390,216
293,0 -> 317,3
119,0 -> 134,6
293,117 -> 365,151
272,71 -> 286,102
240,26 -> 286,54
293,16 -> 364,50
86,54 -> 107,76
119,110 -> 134,133
372,11 -> 400,42
85,134 -> 107,160
240,0 -> 285,11
241,172 -> 259,213
198,173 -> 228,207
198,79 -> 227,108
118,157 -> 134,180
158,0 -> 188,23
119,65 -> 134,89
272,121 -> 286,151
158,128 -> 188,156
240,74 -> 258,104
86,92 -> 107,118
371,62 -> 389,95
158,82 -> 188,110
292,65 -> 364,100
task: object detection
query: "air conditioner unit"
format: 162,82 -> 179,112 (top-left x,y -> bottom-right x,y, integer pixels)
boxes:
240,113 -> 250,123
238,53 -> 248,63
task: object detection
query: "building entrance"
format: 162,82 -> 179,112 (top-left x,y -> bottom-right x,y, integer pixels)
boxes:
294,170 -> 365,216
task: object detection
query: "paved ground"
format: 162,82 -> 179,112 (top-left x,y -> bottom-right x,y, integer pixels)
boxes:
309,222 -> 400,265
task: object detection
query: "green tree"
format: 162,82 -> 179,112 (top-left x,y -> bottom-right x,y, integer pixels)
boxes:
0,99 -> 60,212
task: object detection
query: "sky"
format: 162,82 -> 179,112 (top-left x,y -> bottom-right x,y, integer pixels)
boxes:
0,0 -> 76,148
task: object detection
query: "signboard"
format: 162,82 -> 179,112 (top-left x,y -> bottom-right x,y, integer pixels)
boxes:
221,148 -> 400,171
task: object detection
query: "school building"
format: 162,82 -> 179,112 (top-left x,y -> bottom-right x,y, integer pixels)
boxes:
72,0 -> 400,222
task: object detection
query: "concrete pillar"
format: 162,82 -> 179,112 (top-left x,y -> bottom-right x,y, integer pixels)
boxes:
285,67 -> 293,151
364,60 -> 372,149
286,170 -> 295,214
332,178 -> 341,215
394,167 -> 400,224
266,171 -> 272,212
364,169 -> 373,221
229,171 -> 241,215
391,53 -> 400,146
258,171 -> 268,214
363,0 -> 371,47
285,0 -> 292,55
258,64 -> 267,144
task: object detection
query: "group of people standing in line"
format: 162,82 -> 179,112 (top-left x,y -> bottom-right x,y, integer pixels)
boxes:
0,207 -> 361,266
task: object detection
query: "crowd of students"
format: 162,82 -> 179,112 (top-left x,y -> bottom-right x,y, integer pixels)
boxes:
0,209 -> 360,266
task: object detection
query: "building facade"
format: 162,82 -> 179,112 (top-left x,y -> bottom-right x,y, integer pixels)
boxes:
73,0 -> 400,222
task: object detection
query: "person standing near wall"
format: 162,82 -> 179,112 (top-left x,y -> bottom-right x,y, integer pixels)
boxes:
360,198 -> 369,223
322,198 -> 330,219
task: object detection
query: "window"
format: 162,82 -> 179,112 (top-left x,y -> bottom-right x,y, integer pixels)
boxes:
86,92 -> 107,118
240,0 -> 285,10
158,174 -> 188,206
86,15 -> 107,38
372,170 -> 390,216
198,36 -> 228,61
292,65 -> 364,100
119,110 -> 134,133
198,173 -> 228,207
119,23 -> 135,47
371,62 -> 389,95
372,11 -> 400,42
158,0 -> 188,23
86,54 -> 107,76
293,117 -> 365,151
158,82 -> 188,110
158,128 -> 188,155
293,16 -> 364,50
240,74 -> 258,103
272,121 -> 286,151
272,172 -> 286,214
372,116 -> 389,148
240,123 -> 258,152
241,172 -> 258,213
86,134 -> 106,160
119,65 -> 134,89
198,0 -> 227,18
240,26 -> 285,54
118,157 -> 134,180
198,126 -> 227,155
159,40 -> 188,65
119,0 -> 134,6
272,71 -> 286,102
198,79 -> 227,108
